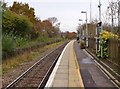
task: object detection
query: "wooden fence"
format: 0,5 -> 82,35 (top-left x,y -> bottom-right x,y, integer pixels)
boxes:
88,37 -> 120,66
86,24 -> 120,66
88,38 -> 96,54
108,39 -> 120,66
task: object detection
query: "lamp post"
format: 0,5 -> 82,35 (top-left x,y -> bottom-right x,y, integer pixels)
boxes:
118,1 -> 120,36
118,1 -> 120,59
78,19 -> 83,42
98,0 -> 103,58
81,11 -> 88,48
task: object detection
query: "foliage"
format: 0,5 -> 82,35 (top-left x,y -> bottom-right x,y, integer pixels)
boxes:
3,41 -> 64,74
8,1 -> 61,39
2,1 -> 63,59
2,33 -> 16,55
102,30 -> 110,40
97,30 -> 109,58
10,1 -> 35,23
47,17 -> 58,25
97,30 -> 119,58
1,1 -> 8,12
2,10 -> 33,37
64,31 -> 77,39
41,20 -> 59,38
9,1 -> 42,39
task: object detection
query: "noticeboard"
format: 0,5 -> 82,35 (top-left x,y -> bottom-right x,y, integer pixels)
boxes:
98,26 -> 102,33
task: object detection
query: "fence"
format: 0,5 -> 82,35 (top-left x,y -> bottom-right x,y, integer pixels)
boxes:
79,1 -> 120,66
108,39 -> 120,66
88,37 -> 120,66
88,37 -> 96,54
85,22 -> 120,66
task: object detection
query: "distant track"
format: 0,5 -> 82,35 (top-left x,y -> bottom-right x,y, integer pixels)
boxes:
4,42 -> 68,89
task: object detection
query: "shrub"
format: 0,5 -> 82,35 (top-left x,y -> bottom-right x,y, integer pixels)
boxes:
2,33 -> 16,57
80,40 -> 85,49
97,30 -> 116,58
2,10 -> 33,37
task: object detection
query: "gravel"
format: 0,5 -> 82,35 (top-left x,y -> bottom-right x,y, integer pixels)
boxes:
2,44 -> 62,88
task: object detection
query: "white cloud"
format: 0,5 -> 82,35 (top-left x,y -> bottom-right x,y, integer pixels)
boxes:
5,0 -> 99,3
5,0 -> 110,32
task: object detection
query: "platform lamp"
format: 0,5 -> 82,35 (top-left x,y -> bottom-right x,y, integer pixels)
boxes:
81,11 -> 88,48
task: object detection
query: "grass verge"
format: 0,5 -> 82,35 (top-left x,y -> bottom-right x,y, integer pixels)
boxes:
2,41 -> 64,74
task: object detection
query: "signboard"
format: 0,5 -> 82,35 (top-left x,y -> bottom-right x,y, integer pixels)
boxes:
97,22 -> 102,34
98,26 -> 102,33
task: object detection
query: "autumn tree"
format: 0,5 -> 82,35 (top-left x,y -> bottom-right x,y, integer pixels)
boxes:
2,10 -> 33,37
3,1 -> 62,39
64,31 -> 77,39
47,17 -> 58,25
53,22 -> 61,36
41,20 -> 54,38
10,1 -> 35,23
9,1 -> 42,39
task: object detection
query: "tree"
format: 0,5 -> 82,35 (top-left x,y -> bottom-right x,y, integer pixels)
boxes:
64,31 -> 77,39
9,1 -> 40,39
1,1 -> 8,12
41,19 -> 61,38
47,17 -> 58,25
2,10 -> 33,37
10,1 -> 35,23
41,20 -> 54,38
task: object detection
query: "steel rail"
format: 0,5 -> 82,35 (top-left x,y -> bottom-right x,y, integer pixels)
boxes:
37,53 -> 61,89
5,43 -> 67,89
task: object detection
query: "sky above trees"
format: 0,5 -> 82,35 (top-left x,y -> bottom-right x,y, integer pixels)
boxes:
4,0 -> 116,32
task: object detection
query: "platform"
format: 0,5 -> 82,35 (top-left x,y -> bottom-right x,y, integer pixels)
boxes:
74,41 -> 117,88
45,40 -> 84,88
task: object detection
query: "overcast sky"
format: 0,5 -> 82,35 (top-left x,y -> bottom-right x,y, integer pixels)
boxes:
4,0 -> 112,32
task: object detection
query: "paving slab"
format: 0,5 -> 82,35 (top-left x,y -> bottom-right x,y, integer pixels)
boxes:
45,40 -> 84,88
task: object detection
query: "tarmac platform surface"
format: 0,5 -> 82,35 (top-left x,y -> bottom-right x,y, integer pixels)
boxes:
74,41 -> 117,88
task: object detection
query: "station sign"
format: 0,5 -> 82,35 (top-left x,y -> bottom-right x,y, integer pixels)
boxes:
97,22 -> 102,33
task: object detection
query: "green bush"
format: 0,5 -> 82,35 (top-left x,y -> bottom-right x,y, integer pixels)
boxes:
97,30 -> 110,58
2,10 -> 33,37
2,34 -> 16,55
14,35 -> 28,48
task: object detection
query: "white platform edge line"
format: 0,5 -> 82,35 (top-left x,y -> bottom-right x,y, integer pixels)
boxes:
83,49 -> 94,59
45,41 -> 71,87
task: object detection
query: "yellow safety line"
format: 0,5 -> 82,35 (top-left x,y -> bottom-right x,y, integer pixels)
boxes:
72,40 -> 84,88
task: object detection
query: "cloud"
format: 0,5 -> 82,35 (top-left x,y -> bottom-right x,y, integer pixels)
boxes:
34,0 -> 90,3
5,0 -> 96,3
5,0 -> 110,32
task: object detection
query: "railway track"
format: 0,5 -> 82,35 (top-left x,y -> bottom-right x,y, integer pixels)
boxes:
4,42 -> 68,89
